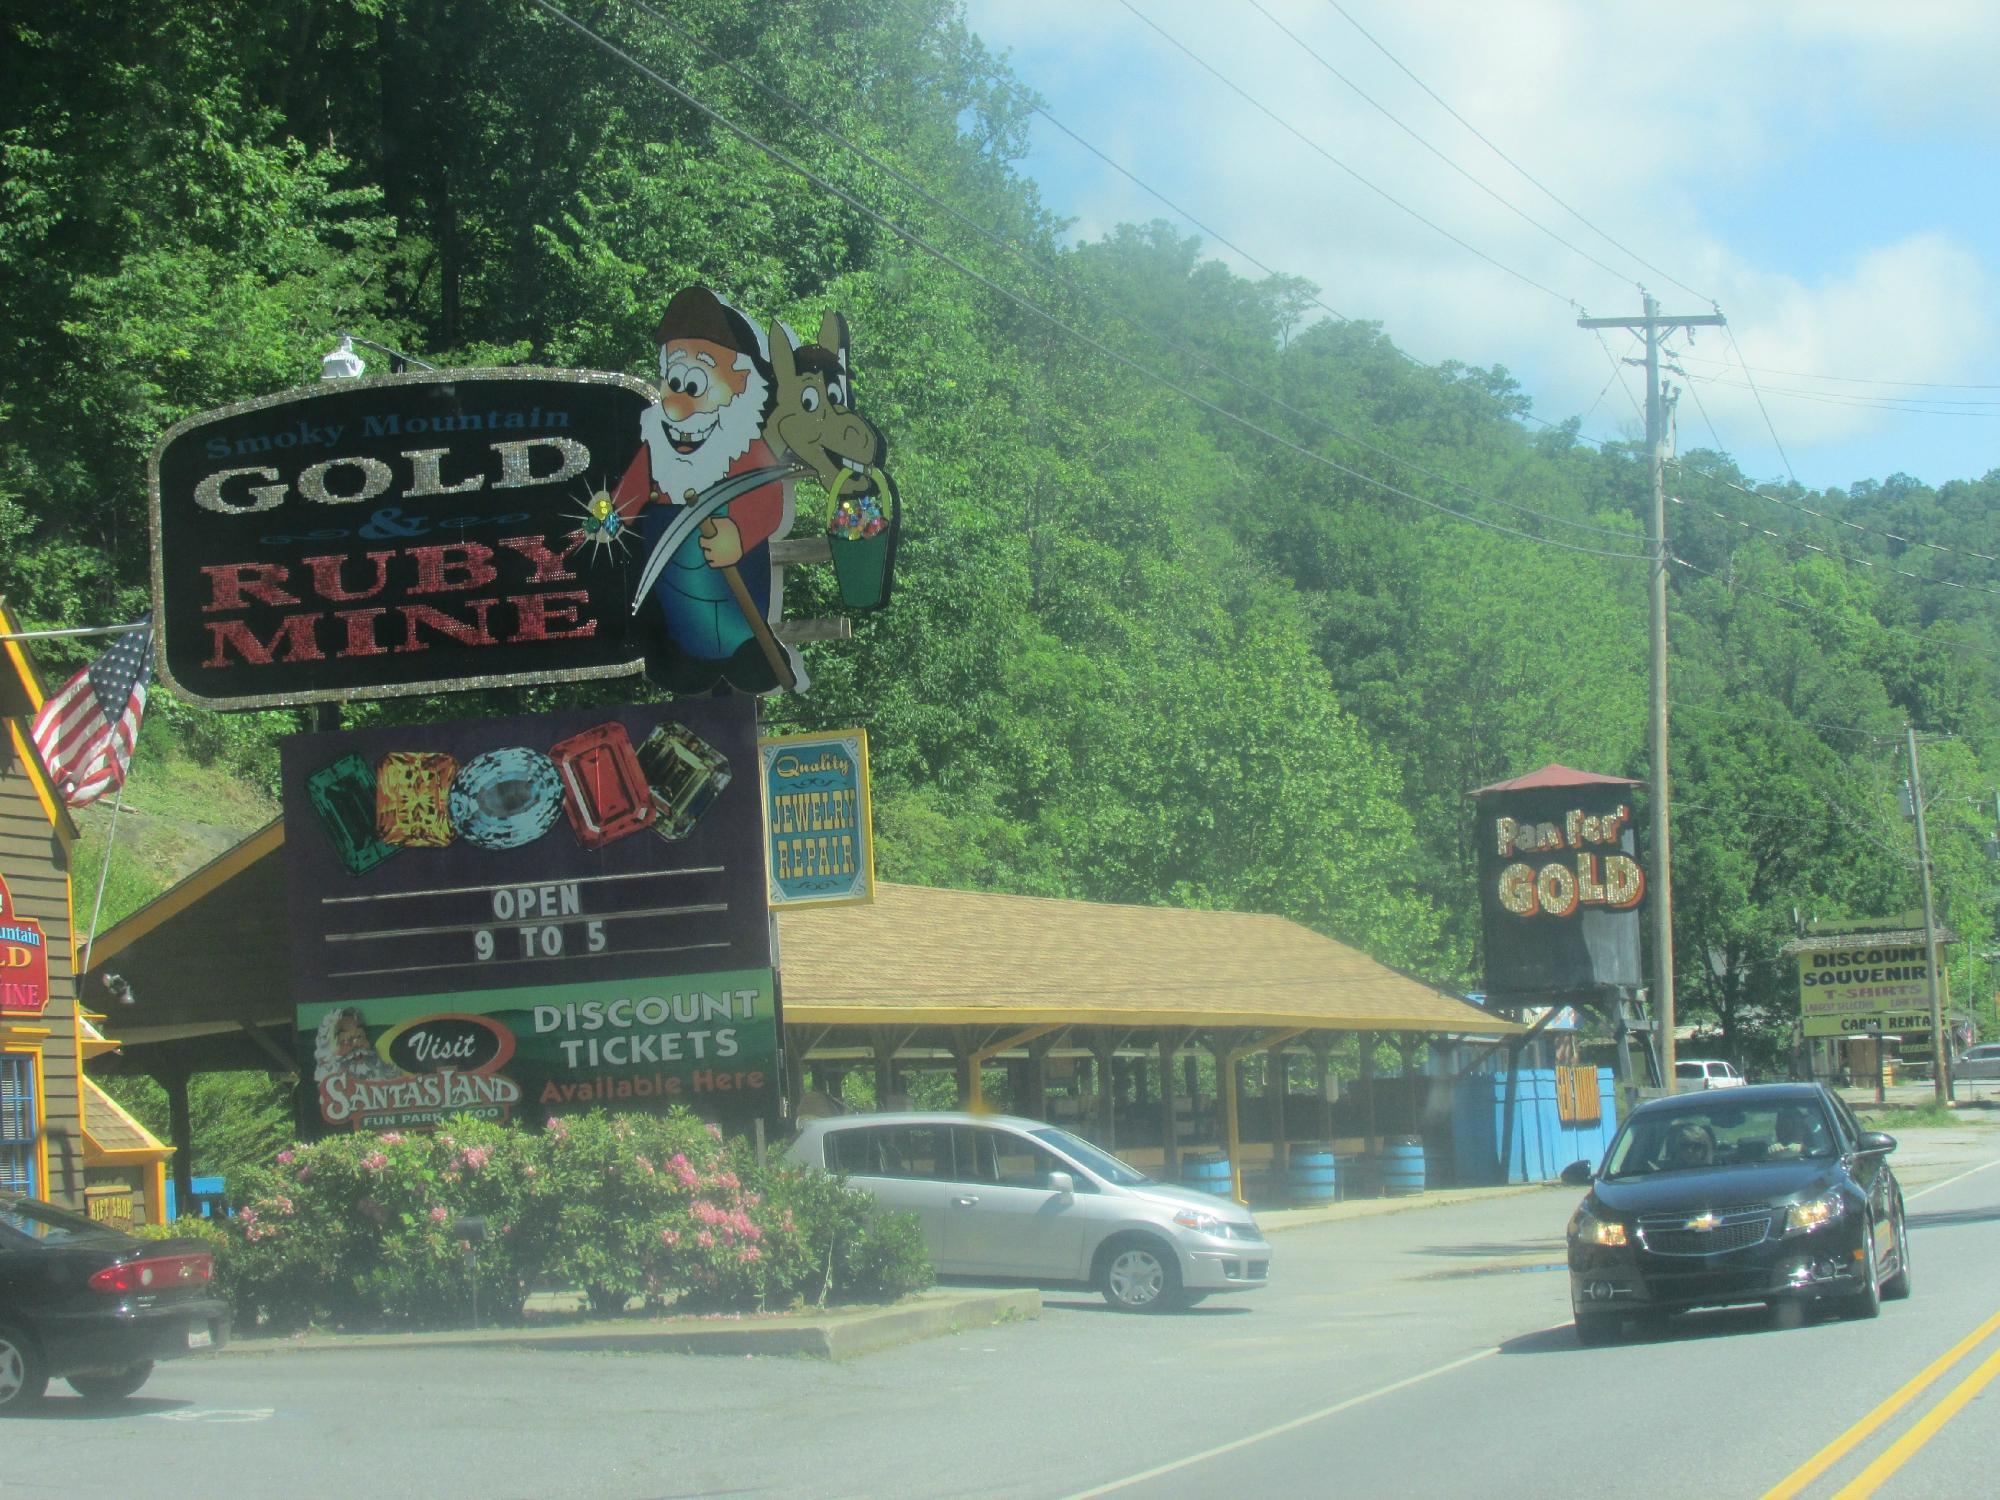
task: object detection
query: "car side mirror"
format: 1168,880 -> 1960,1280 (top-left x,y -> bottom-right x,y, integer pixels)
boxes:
1855,1131 -> 1897,1156
1560,1160 -> 1595,1187
1046,1171 -> 1075,1200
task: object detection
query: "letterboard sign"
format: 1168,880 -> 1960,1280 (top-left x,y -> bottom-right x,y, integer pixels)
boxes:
1472,765 -> 1644,1000
151,369 -> 657,708
281,696 -> 778,1134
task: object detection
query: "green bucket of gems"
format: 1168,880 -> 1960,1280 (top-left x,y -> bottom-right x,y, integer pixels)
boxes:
827,469 -> 900,612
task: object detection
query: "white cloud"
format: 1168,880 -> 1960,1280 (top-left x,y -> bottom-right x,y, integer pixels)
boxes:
960,0 -> 2000,485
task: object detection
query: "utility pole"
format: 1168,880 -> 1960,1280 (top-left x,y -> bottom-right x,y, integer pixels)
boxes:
1579,295 -> 1726,1093
1905,727 -> 1951,1106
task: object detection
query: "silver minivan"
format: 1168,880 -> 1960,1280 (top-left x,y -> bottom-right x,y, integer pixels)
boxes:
787,1111 -> 1272,1311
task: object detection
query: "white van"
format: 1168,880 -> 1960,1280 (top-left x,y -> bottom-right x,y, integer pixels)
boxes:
787,1111 -> 1272,1312
1675,1059 -> 1746,1089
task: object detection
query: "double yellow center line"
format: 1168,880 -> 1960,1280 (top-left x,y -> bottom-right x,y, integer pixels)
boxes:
1763,1305 -> 2000,1499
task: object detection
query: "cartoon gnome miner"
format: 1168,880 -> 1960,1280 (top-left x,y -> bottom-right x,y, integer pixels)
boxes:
610,286 -> 805,695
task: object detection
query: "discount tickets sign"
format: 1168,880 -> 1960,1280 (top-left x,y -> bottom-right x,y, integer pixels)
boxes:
280,697 -> 777,1134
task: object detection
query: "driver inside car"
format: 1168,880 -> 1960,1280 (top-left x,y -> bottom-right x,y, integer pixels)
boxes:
1772,1105 -> 1830,1158
1663,1120 -> 1717,1169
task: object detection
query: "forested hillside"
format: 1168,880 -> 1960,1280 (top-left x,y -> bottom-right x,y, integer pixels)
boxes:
5,0 -> 1996,1065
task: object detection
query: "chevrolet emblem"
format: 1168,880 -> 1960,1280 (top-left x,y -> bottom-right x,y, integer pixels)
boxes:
1685,1213 -> 1721,1232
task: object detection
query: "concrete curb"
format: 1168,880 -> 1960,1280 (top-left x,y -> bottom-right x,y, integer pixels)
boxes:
218,1287 -> 1040,1362
1257,1182 -> 1566,1234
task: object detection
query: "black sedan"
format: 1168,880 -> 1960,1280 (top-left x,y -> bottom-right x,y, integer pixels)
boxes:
1,1194 -> 230,1411
1561,1082 -> 1908,1344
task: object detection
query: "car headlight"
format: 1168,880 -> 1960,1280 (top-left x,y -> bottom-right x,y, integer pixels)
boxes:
1568,1206 -> 1627,1247
1172,1208 -> 1225,1234
1786,1190 -> 1846,1233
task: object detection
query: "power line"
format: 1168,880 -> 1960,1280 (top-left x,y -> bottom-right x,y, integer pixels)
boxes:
1668,551 -> 2000,673
1321,0 -> 1712,307
1665,699 -> 1896,741
1668,459 -> 2000,569
1668,495 -> 2000,598
1679,370 -> 1998,416
1721,319 -> 1800,488
1248,0 -> 1637,292
1116,0 -> 1585,312
1668,349 -> 2000,392
531,0 -> 1652,564
608,0 -> 1644,546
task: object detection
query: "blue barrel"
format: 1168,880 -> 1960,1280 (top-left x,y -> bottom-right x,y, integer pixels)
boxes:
1182,1152 -> 1232,1197
1382,1136 -> 1426,1197
1288,1146 -> 1337,1204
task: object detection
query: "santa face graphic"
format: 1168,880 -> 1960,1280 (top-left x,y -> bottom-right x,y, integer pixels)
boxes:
638,335 -> 770,503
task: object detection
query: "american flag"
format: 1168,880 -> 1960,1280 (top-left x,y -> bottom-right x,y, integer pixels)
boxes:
29,616 -> 152,807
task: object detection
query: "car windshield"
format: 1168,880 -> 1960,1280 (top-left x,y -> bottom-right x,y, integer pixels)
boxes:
1603,1100 -> 1838,1178
0,1195 -> 133,1246
1028,1127 -> 1151,1186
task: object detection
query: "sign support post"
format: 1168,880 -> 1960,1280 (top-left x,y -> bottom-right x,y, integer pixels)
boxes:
1906,726 -> 1951,1106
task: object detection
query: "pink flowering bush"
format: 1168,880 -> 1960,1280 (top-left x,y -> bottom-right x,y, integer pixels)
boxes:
211,1109 -> 929,1333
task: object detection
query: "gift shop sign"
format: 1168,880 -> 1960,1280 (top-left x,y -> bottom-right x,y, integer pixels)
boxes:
281,697 -> 779,1134
150,370 -> 656,708
760,730 -> 874,908
0,874 -> 50,1017
1798,944 -> 1938,1039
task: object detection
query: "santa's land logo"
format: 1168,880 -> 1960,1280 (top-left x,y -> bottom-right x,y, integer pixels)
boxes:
313,1007 -> 522,1129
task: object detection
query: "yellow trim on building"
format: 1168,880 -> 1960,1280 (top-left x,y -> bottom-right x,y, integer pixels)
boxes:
2,1041 -> 51,1200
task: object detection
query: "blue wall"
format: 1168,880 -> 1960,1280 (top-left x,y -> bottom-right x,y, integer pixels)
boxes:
1452,1069 -> 1618,1185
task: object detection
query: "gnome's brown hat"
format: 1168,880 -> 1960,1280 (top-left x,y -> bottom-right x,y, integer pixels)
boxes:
653,286 -> 767,364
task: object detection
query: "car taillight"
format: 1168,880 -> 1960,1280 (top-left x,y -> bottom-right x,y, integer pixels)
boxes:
88,1253 -> 213,1294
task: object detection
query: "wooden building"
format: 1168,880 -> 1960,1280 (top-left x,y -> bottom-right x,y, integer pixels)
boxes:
0,599 -> 173,1224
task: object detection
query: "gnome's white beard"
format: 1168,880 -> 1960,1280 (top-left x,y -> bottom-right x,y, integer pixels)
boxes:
639,366 -> 769,502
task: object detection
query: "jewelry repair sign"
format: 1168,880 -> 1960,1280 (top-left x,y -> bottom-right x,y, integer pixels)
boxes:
280,696 -> 778,1134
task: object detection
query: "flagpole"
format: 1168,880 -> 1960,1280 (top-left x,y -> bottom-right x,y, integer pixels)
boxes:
0,622 -> 151,643
79,780 -> 128,982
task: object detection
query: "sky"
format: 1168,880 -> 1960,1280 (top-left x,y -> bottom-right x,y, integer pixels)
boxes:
958,0 -> 2000,494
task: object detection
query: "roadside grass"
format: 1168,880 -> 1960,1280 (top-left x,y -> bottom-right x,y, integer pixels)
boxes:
68,736 -> 278,930
1856,1101 -> 2000,1130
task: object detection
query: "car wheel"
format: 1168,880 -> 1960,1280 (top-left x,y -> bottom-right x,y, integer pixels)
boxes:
66,1362 -> 155,1403
0,1324 -> 48,1414
1845,1220 -> 1883,1320
1097,1236 -> 1183,1313
1881,1206 -> 1912,1302
1573,1313 -> 1619,1347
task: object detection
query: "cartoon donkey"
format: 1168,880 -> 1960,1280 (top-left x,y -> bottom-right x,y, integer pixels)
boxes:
764,313 -> 899,610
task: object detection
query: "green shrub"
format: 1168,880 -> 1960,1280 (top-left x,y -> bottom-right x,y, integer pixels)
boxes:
188,1108 -> 930,1333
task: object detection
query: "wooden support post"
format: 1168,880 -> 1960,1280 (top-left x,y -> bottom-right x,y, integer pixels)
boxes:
871,1029 -> 896,1112
968,1024 -> 1062,1113
1269,1040 -> 1289,1177
1027,1034 -> 1056,1121
1091,1036 -> 1117,1150
1158,1032 -> 1181,1179
1401,1034 -> 1421,1135
1221,1030 -> 1305,1206
1311,1038 -> 1333,1143
158,1067 -> 194,1217
1360,1032 -> 1379,1152
952,1035 -> 974,1109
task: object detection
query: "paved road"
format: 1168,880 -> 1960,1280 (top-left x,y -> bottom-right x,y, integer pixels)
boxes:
5,1123 -> 1998,1500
